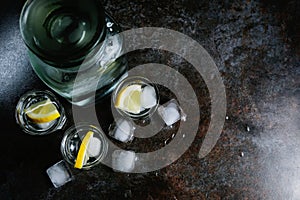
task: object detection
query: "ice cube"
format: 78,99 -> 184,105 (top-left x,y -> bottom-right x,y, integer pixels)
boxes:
109,119 -> 134,143
158,99 -> 186,126
87,137 -> 101,157
141,85 -> 157,109
46,160 -> 73,188
112,150 -> 136,172
36,120 -> 56,129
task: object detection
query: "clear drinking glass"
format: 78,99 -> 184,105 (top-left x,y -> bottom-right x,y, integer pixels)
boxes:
112,76 -> 160,120
60,123 -> 108,170
15,90 -> 67,135
19,0 -> 128,106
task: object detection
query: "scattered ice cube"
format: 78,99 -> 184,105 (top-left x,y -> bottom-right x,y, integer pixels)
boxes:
141,85 -> 157,109
112,150 -> 136,172
158,99 -> 187,126
109,119 -> 135,143
158,103 -> 180,126
87,137 -> 101,157
46,160 -> 73,188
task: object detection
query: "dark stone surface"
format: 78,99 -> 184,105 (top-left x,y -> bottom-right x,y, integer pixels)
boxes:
0,0 -> 299,199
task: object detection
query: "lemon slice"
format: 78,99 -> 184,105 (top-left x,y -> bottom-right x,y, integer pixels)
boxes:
115,84 -> 142,114
74,131 -> 94,169
25,99 -> 60,123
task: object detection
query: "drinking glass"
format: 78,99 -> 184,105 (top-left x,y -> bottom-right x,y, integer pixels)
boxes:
60,123 -> 108,170
15,90 -> 67,135
19,0 -> 128,106
112,76 -> 160,120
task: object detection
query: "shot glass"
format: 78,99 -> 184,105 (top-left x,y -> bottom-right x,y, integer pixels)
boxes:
60,123 -> 108,170
15,90 -> 66,135
112,76 -> 160,120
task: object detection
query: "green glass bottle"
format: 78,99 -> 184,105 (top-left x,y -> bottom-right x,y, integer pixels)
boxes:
20,0 -> 127,106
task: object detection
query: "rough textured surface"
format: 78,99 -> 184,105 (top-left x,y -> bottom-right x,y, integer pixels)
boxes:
0,0 -> 299,199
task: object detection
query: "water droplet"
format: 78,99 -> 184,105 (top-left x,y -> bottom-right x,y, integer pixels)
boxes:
124,190 -> 132,198
108,40 -> 113,46
246,126 -> 250,132
106,22 -> 114,28
164,138 -> 171,145
63,74 -> 70,81
226,116 -> 229,120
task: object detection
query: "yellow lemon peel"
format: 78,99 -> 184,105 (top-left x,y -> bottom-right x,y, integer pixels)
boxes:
25,99 -> 60,123
74,131 -> 94,169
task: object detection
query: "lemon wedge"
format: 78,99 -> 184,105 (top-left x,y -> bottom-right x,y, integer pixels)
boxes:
25,99 -> 60,123
74,131 -> 94,169
115,84 -> 142,114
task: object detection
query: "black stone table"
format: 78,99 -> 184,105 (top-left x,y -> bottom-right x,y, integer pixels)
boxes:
0,0 -> 299,199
